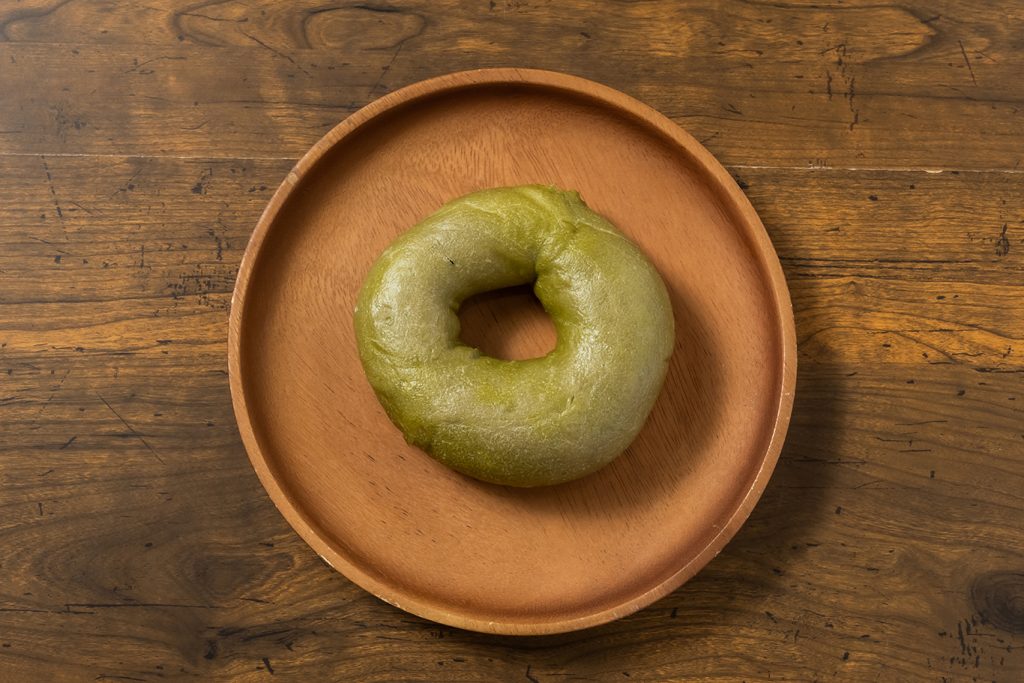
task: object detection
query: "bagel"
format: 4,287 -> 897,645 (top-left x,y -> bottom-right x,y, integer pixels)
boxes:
354,185 -> 674,487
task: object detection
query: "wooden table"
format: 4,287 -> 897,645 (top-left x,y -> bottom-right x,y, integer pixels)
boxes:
1,2 -> 1021,680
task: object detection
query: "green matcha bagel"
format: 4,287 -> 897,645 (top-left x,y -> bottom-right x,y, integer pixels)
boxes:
354,185 -> 674,487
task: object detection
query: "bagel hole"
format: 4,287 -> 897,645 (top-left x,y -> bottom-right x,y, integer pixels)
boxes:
457,284 -> 557,361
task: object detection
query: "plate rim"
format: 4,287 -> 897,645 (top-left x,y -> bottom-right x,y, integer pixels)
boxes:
228,67 -> 797,635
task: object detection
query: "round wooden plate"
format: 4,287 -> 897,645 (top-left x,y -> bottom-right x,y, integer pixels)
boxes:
229,69 -> 796,635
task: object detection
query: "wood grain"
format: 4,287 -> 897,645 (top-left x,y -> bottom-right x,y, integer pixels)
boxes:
1,0 -> 1022,679
0,1 -> 1021,169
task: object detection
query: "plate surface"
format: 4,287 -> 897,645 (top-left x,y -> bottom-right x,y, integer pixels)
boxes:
229,68 -> 796,635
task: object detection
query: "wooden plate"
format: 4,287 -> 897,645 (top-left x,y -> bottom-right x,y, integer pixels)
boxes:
228,69 -> 796,635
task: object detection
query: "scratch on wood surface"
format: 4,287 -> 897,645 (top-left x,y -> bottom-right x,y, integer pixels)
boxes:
40,156 -> 65,233
370,41 -> 405,95
122,55 -> 185,74
241,31 -> 311,77
995,223 -> 1010,256
36,368 -> 70,417
97,394 -> 165,464
958,40 -> 977,85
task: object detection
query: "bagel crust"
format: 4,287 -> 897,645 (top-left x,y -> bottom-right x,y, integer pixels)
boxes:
354,186 -> 675,487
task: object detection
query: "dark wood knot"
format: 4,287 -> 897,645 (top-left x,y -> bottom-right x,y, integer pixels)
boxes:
971,570 -> 1024,634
